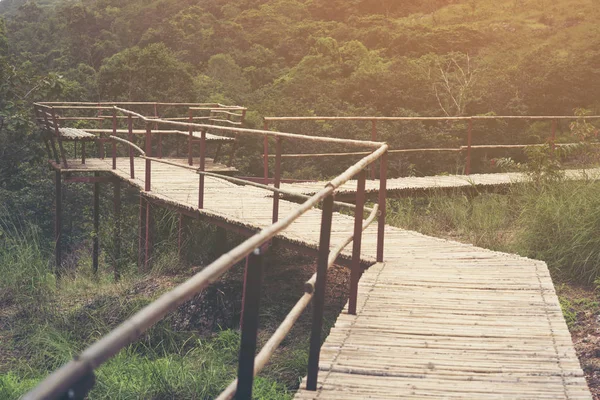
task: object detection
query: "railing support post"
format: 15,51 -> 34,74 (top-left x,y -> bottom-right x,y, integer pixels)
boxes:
145,125 -> 152,192
128,115 -> 135,179
178,214 -> 185,261
93,171 -> 100,274
113,180 -> 121,281
144,199 -> 152,271
138,196 -> 147,272
272,137 -> 282,223
307,194 -> 334,391
111,139 -> 117,170
376,151 -> 388,263
551,119 -> 557,154
466,119 -> 473,175
371,120 -> 377,180
263,121 -> 270,185
54,170 -> 62,274
81,142 -> 86,165
349,171 -> 366,315
236,248 -> 265,400
188,109 -> 194,166
198,129 -> 206,209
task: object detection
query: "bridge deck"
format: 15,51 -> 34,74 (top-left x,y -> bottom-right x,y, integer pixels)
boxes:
54,158 -> 591,399
281,168 -> 600,196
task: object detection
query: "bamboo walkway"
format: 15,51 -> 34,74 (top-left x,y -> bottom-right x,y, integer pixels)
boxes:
281,168 -> 600,196
53,158 -> 592,399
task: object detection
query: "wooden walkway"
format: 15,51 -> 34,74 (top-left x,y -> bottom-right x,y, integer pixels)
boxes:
281,168 -> 600,196
53,158 -> 591,399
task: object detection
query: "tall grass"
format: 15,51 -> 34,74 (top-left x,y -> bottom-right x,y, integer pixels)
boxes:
0,214 -> 54,305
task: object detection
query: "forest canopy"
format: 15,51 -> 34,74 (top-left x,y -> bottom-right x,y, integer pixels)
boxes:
1,0 -> 599,119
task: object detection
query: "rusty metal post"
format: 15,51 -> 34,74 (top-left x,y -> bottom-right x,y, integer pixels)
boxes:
349,170 -> 366,315
113,180 -> 121,281
155,103 -> 162,159
128,115 -> 135,179
188,109 -> 194,166
177,214 -> 185,260
112,108 -> 117,137
370,120 -> 377,180
144,199 -> 152,271
466,119 -> 473,175
145,125 -> 152,192
81,142 -> 86,165
263,121 -> 270,185
236,247 -> 265,399
551,119 -> 557,153
54,170 -> 62,273
138,196 -> 147,272
307,194 -> 334,391
376,151 -> 388,263
111,139 -> 117,170
93,171 -> 100,274
198,129 -> 206,209
272,137 -> 282,223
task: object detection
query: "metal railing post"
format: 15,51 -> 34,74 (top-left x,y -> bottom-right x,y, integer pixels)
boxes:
307,194 -> 334,391
93,171 -> 100,274
466,119 -> 473,175
188,109 -> 194,166
551,119 -> 557,154
145,125 -> 152,192
236,248 -> 265,399
128,115 -> 135,179
272,137 -> 282,223
376,150 -> 388,263
263,121 -> 270,185
198,129 -> 206,209
55,170 -> 62,274
111,139 -> 117,170
371,119 -> 377,180
349,170 -> 366,315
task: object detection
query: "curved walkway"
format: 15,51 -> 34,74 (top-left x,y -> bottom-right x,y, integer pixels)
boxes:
53,158 -> 592,399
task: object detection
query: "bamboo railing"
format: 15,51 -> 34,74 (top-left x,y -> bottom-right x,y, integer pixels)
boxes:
263,115 -> 600,176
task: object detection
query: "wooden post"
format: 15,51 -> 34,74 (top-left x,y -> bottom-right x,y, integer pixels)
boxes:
81,142 -> 86,165
144,199 -> 152,271
551,119 -> 557,153
145,125 -> 152,192
307,194 -> 334,391
236,248 -> 265,399
272,137 -> 282,223
466,119 -> 473,175
113,180 -> 121,281
138,196 -> 147,272
55,170 -> 62,274
128,115 -> 135,179
349,171 -> 366,315
370,120 -> 377,180
376,151 -> 388,263
188,109 -> 194,166
198,129 -> 206,209
111,139 -> 117,170
177,214 -> 185,261
263,121 -> 270,185
93,171 -> 100,274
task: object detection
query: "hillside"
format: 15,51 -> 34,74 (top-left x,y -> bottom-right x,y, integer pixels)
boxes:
1,0 -> 598,119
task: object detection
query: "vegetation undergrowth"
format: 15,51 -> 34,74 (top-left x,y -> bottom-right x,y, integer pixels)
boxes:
0,207 -> 348,399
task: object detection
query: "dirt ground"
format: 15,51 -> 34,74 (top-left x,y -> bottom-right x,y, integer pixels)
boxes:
558,284 -> 600,399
